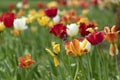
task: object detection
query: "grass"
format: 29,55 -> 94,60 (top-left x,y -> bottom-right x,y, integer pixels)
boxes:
0,0 -> 120,80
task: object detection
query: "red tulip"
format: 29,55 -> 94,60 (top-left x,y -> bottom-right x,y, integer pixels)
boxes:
2,12 -> 16,28
8,4 -> 15,10
50,23 -> 67,39
22,0 -> 28,5
44,7 -> 58,18
79,1 -> 89,9
79,23 -> 95,36
56,0 -> 67,6
116,9 -> 120,14
37,2 -> 46,8
86,31 -> 104,45
90,0 -> 98,6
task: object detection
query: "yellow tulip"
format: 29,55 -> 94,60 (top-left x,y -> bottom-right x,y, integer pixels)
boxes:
47,1 -> 58,8
54,57 -> 59,67
48,21 -> 54,28
37,10 -> 45,17
77,17 -> 89,25
82,9 -> 89,16
64,39 -> 91,56
37,16 -> 50,27
0,22 -> 5,32
45,41 -> 60,67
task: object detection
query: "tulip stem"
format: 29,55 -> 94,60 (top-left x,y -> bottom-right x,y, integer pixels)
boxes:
74,61 -> 79,80
87,53 -> 92,79
115,55 -> 119,75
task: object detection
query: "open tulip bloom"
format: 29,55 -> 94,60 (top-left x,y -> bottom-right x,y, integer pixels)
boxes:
53,15 -> 60,23
1,12 -> 16,28
64,39 -> 91,56
104,25 -> 120,56
66,23 -> 79,37
18,54 -> 36,68
86,30 -> 104,45
14,17 -> 28,31
50,23 -> 67,39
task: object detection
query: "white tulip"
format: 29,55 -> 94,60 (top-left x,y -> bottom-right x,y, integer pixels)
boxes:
14,18 -> 28,30
80,40 -> 91,52
53,15 -> 60,23
16,2 -> 22,8
66,23 -> 79,37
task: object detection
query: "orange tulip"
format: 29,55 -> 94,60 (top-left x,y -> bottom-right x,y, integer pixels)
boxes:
104,25 -> 120,56
104,25 -> 119,43
18,54 -> 35,68
109,43 -> 118,56
13,29 -> 20,36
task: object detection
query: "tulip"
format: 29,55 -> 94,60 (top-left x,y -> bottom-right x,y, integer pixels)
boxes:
2,12 -> 16,28
79,23 -> 96,36
0,22 -> 5,32
45,41 -> 60,67
77,17 -> 89,25
37,2 -> 46,9
8,4 -> 15,10
86,31 -> 104,45
50,23 -> 67,39
13,29 -> 20,36
18,54 -> 36,68
64,39 -> 91,56
47,1 -> 58,8
79,1 -> 89,9
104,25 -> 119,43
17,9 -> 24,17
66,23 -> 79,37
53,15 -> 60,23
90,0 -> 98,6
22,0 -> 28,6
44,7 -> 58,18
82,9 -> 89,16
37,16 -> 50,27
56,0 -> 67,6
14,17 -> 28,31
16,2 -> 22,9
37,10 -> 45,17
48,21 -> 54,27
109,43 -> 118,56
104,25 -> 120,56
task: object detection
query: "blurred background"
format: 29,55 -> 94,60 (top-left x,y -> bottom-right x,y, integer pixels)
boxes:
0,0 -> 54,10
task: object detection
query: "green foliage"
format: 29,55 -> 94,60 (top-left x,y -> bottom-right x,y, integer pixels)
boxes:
0,1 -> 120,80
